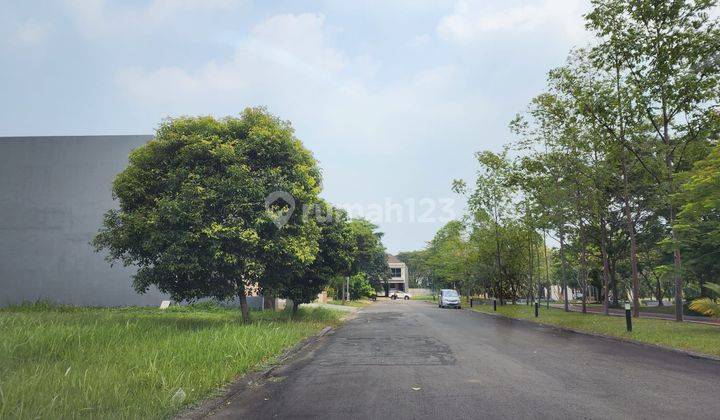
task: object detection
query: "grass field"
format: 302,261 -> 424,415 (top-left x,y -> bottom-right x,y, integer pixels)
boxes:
577,302 -> 704,316
411,295 -> 436,302
471,304 -> 719,357
0,302 -> 341,419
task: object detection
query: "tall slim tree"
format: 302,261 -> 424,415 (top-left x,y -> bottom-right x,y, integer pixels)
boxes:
454,151 -> 514,304
586,0 -> 720,321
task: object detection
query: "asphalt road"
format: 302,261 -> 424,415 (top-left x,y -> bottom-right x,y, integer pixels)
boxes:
208,300 -> 720,419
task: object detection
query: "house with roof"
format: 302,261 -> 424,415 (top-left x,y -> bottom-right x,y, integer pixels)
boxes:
386,254 -> 409,292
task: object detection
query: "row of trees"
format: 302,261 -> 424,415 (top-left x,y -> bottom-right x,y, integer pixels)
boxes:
94,108 -> 389,323
403,0 -> 720,321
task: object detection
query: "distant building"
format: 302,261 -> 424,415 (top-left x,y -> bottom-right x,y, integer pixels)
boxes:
386,254 -> 408,292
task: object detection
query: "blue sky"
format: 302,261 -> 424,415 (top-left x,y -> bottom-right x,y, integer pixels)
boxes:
1,0 -> 593,253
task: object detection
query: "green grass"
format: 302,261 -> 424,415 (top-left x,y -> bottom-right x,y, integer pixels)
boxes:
638,305 -> 676,314
565,302 -> 706,317
638,305 -> 705,317
411,295 -> 436,301
471,304 -> 720,357
0,302 -> 341,419
326,299 -> 372,307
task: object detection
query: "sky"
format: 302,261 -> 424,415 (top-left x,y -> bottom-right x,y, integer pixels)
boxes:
0,0 -> 595,254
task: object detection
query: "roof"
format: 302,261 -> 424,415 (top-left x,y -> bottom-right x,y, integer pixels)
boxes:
386,254 -> 402,264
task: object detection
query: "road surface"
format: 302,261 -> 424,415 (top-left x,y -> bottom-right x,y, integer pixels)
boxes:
208,300 -> 720,419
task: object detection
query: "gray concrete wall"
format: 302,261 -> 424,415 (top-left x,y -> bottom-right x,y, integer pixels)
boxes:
0,135 -> 173,306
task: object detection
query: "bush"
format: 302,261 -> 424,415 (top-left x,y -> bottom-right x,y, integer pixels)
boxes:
349,273 -> 375,300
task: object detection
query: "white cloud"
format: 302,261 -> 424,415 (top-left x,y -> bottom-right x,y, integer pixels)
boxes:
115,13 -> 486,154
437,0 -> 590,45
64,0 -> 241,37
117,13 -> 345,100
11,19 -> 50,47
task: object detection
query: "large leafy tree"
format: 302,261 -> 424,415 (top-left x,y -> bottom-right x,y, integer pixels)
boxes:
514,93 -> 581,310
425,220 -> 474,297
401,0 -> 720,324
347,219 -> 390,295
547,49 -> 647,315
675,144 -> 720,295
93,108 -> 322,323
397,250 -> 433,288
585,0 -> 720,320
277,203 -> 357,313
453,150 -> 514,304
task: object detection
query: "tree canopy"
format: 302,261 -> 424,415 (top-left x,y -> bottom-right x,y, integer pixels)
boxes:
94,108 -> 387,321
398,0 -> 720,321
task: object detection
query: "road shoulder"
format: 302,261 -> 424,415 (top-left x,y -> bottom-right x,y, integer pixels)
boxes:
177,325 -> 338,419
467,307 -> 720,363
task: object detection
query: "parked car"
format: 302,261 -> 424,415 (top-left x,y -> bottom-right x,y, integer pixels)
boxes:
390,290 -> 411,300
439,289 -> 461,309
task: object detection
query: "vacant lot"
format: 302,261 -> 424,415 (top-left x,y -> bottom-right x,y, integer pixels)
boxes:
0,303 -> 341,419
472,304 -> 720,357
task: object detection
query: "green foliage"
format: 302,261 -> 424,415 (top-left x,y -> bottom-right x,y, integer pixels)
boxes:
347,218 -> 390,293
675,145 -> 720,289
272,203 -> 357,309
93,109 -> 323,321
426,220 -> 470,288
349,273 -> 376,300
689,283 -> 720,317
410,0 -> 720,317
397,249 -> 432,287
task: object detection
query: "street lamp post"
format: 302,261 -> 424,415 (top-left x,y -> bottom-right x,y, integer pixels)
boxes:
625,303 -> 632,332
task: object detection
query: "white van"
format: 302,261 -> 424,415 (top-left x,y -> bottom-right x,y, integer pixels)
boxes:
439,289 -> 461,309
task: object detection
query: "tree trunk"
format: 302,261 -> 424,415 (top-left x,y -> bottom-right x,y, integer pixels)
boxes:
579,223 -> 588,314
559,225 -> 569,312
264,294 -> 276,311
599,217 -> 612,315
481,239 -> 498,306
620,154 -> 641,317
543,230 -> 551,308
527,218 -> 534,306
670,205 -> 684,321
238,290 -> 250,324
656,276 -> 664,306
494,210 -> 504,305
292,300 -> 299,317
509,276 -> 517,304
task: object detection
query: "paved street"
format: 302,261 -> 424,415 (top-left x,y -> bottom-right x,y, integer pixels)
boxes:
209,300 -> 720,419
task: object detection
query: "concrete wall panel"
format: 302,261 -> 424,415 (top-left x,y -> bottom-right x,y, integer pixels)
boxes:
0,135 -> 172,306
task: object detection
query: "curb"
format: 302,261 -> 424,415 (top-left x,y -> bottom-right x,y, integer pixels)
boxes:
176,325 -> 336,420
468,308 -> 720,363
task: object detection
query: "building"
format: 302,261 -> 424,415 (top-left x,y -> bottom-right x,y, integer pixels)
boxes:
386,254 -> 409,292
0,136 -> 271,308
0,135 -> 167,306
